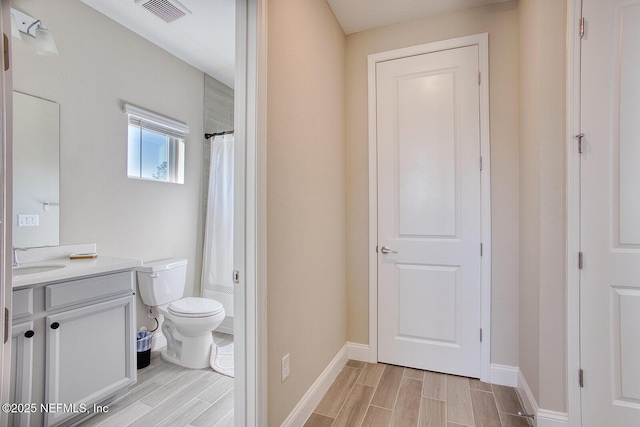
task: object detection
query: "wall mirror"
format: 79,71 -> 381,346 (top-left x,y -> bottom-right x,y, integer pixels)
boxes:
13,91 -> 60,248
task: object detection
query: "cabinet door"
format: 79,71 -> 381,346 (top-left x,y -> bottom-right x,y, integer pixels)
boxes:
45,295 -> 135,427
9,321 -> 35,427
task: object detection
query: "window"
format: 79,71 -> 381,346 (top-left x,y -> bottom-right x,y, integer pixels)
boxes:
124,104 -> 189,184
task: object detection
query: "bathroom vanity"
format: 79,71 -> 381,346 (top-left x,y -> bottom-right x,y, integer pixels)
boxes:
10,246 -> 141,427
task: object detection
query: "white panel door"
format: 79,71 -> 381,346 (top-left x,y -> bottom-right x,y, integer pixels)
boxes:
377,45 -> 482,377
581,0 -> 640,424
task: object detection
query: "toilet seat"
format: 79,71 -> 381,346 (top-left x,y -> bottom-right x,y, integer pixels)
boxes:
167,297 -> 224,318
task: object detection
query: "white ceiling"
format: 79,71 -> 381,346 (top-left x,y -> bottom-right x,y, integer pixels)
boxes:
81,0 -> 235,89
327,0 -> 512,35
79,0 -> 511,90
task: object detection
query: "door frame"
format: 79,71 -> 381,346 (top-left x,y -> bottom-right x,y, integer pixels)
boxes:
566,0 -> 581,426
367,33 -> 492,382
0,0 -> 13,424
235,0 -> 267,425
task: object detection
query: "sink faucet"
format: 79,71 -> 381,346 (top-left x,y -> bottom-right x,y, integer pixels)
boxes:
12,247 -> 28,267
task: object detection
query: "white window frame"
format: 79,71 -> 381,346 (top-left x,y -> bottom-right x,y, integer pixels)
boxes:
124,103 -> 189,184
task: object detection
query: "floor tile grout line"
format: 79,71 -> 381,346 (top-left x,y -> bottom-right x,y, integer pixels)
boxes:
444,374 -> 448,425
211,407 -> 234,427
417,391 -> 424,427
387,368 -> 413,424
473,389 -> 495,395
497,405 -> 506,427
466,377 -> 476,427
327,366 -> 363,426
388,371 -> 402,422
352,379 -> 377,427
369,364 -> 384,390
368,403 -> 389,410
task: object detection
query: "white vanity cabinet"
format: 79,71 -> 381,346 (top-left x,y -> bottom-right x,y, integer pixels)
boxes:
9,320 -> 35,427
10,269 -> 137,427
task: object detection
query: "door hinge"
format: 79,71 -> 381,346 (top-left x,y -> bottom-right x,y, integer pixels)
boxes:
480,328 -> 483,342
579,368 -> 584,387
478,72 -> 481,85
480,156 -> 483,171
578,252 -> 584,270
233,270 -> 240,284
576,133 -> 585,154
3,34 -> 9,72
4,307 -> 9,344
580,17 -> 585,38
480,243 -> 483,256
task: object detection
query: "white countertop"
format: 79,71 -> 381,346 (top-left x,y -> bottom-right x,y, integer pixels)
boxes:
12,256 -> 142,288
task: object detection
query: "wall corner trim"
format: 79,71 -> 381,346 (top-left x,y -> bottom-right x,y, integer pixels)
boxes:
281,342 -> 350,427
518,369 -> 569,427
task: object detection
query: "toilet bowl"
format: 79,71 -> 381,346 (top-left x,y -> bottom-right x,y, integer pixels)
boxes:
136,259 -> 226,369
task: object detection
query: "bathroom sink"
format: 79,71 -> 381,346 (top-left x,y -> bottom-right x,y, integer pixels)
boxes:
13,265 -> 65,276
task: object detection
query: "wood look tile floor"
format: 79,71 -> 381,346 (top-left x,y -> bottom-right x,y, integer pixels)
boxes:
79,332 -> 234,427
306,361 -> 532,427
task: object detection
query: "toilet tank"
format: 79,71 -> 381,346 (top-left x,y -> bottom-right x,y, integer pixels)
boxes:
136,258 -> 188,306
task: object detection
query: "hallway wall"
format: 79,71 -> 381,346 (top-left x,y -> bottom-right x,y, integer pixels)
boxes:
266,0 -> 347,424
518,0 -> 567,412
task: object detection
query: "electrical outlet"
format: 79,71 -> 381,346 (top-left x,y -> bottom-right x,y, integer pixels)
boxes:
281,353 -> 290,382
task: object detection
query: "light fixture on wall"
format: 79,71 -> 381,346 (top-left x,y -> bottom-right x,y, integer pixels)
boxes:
11,8 -> 59,56
10,13 -> 22,41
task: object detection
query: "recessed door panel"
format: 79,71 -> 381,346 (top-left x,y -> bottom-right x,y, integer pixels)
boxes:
397,71 -> 457,238
619,4 -> 640,245
396,264 -> 459,343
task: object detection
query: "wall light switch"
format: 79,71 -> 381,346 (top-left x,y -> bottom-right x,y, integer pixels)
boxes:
282,353 -> 290,382
18,214 -> 39,227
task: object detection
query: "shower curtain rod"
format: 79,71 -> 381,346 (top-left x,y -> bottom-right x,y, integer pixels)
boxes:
204,130 -> 234,139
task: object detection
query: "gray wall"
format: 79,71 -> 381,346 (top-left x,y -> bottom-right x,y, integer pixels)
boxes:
12,0 -> 205,330
197,75 -> 234,315
201,75 -> 234,213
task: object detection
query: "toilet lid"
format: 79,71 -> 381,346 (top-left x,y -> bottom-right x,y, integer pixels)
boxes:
168,297 -> 224,317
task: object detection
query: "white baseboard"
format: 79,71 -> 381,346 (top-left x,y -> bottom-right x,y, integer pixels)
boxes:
151,331 -> 166,352
517,369 -> 569,427
347,342 -> 369,362
490,363 -> 518,387
517,368 -> 539,424
216,316 -> 234,335
281,343 -> 350,427
537,409 -> 569,427
151,324 -> 234,351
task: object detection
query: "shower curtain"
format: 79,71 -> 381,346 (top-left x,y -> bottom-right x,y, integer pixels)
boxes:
202,134 -> 234,317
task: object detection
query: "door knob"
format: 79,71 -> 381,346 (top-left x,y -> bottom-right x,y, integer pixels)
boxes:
380,246 -> 397,254
50,322 -> 60,330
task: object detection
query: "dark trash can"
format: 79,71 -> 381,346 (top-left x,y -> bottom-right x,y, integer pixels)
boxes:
137,330 -> 153,369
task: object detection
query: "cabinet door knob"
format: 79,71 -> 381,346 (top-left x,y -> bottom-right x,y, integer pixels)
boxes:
50,322 -> 60,330
24,330 -> 34,338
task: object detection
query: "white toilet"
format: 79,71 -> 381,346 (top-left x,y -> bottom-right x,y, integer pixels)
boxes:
136,258 -> 225,369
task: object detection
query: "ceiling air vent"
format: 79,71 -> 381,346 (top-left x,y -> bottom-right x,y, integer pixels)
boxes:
134,0 -> 192,23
